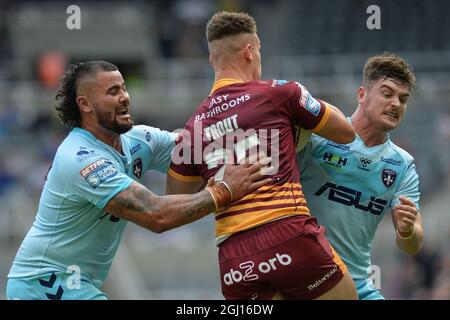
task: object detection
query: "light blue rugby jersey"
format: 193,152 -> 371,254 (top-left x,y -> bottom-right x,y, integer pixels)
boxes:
8,125 -> 176,288
297,120 -> 420,280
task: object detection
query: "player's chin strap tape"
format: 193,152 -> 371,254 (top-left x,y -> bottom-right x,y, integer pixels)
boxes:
206,182 -> 233,211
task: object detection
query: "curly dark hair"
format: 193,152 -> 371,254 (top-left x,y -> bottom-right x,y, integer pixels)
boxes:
55,61 -> 118,129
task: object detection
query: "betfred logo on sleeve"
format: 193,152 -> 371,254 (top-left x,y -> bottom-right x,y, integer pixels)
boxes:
296,82 -> 321,116
80,159 -> 119,189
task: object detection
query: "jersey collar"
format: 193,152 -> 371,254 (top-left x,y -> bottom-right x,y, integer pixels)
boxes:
72,127 -> 132,165
72,127 -> 96,140
210,78 -> 244,95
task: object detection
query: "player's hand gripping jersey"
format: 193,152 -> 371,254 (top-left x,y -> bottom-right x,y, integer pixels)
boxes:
169,79 -> 331,244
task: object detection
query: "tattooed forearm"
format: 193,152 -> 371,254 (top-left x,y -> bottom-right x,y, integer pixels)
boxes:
155,190 -> 216,229
149,190 -> 215,232
105,181 -> 215,233
113,182 -> 154,212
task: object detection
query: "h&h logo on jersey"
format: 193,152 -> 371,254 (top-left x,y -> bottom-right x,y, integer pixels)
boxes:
382,168 -> 397,187
322,152 -> 347,169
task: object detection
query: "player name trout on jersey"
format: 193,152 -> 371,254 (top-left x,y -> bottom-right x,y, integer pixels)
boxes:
169,79 -> 331,244
172,114 -> 281,171
204,114 -> 239,141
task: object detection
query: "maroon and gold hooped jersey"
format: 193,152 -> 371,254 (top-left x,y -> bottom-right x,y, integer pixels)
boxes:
169,78 -> 330,243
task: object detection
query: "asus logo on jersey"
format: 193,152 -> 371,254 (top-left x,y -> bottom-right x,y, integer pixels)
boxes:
314,182 -> 387,215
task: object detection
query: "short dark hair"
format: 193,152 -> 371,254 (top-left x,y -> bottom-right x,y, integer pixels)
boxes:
206,11 -> 257,43
55,61 -> 118,129
363,52 -> 416,90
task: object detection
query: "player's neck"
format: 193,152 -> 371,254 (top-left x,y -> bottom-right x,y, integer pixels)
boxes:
351,113 -> 388,147
214,68 -> 254,83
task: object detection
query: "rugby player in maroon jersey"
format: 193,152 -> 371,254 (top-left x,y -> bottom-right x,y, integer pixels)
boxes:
166,11 -> 357,300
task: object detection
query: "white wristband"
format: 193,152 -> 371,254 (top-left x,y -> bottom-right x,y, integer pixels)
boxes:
219,181 -> 233,201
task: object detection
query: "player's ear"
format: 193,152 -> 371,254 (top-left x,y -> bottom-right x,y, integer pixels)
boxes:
357,86 -> 367,104
243,43 -> 253,62
209,54 -> 215,68
76,96 -> 92,113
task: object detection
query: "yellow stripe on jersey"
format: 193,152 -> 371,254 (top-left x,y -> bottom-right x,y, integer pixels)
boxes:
168,168 -> 203,182
237,182 -> 303,199
217,198 -> 303,218
330,244 -> 348,275
216,207 -> 310,239
214,181 -> 310,240
257,183 -> 301,191
234,190 -> 304,202
210,78 -> 244,95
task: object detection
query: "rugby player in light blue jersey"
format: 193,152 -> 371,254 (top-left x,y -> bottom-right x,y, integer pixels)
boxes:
297,53 -> 424,300
6,61 -> 271,300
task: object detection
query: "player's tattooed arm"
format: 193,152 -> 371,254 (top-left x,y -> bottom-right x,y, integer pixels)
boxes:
105,160 -> 272,233
105,181 -> 215,233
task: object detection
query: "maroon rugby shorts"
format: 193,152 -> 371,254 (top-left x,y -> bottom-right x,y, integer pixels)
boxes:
218,215 -> 348,300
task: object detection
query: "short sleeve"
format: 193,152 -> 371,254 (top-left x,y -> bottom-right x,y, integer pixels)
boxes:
137,125 -> 178,173
271,80 -> 331,132
63,156 -> 133,210
168,127 -> 203,182
391,161 -> 421,211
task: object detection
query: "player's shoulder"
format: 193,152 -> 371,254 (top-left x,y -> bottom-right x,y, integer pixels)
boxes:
261,79 -> 313,102
124,124 -> 161,142
243,80 -> 298,104
258,79 -> 299,91
124,125 -> 178,150
56,128 -> 116,170
386,139 -> 415,167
